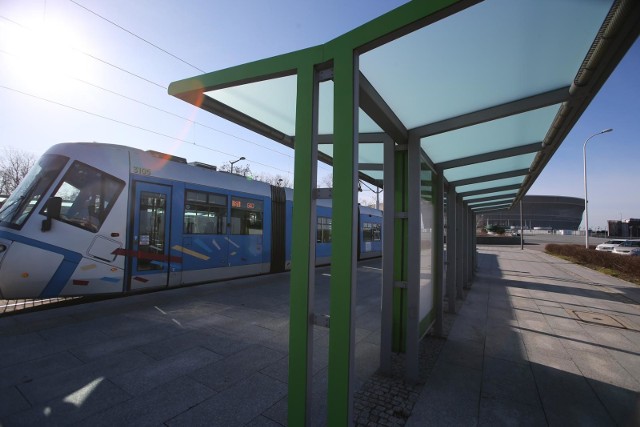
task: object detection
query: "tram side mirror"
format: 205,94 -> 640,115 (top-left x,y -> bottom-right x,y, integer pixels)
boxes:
41,197 -> 62,232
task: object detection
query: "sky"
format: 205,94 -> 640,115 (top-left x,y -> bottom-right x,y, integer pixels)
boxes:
0,0 -> 638,229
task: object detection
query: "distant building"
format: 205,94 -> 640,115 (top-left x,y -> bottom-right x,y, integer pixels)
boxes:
608,219 -> 640,238
476,195 -> 584,230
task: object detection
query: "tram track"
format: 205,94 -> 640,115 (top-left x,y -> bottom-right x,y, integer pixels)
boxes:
0,297 -> 83,315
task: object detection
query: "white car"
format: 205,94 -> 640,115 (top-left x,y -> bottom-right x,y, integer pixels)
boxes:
595,239 -> 627,252
612,240 -> 640,256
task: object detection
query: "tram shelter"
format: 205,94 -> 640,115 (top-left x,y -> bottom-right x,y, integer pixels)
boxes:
169,1 -> 640,425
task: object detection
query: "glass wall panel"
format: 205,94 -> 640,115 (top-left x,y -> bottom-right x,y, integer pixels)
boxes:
419,160 -> 435,328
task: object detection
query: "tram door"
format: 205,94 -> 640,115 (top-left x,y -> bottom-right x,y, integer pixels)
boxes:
130,182 -> 173,291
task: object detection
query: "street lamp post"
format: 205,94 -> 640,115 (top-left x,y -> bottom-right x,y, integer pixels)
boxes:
583,128 -> 613,249
230,156 -> 245,174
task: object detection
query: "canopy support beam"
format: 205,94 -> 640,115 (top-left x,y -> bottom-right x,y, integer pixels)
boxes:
411,86 -> 569,138
327,48 -> 360,426
449,168 -> 530,187
287,63 -> 320,426
436,142 -> 541,170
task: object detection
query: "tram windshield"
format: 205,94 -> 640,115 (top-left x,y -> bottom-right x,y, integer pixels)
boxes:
48,161 -> 125,233
0,154 -> 68,229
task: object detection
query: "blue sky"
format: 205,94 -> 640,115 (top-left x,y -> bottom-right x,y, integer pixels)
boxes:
0,0 -> 638,229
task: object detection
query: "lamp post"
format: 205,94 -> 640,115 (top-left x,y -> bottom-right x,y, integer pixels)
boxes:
230,156 -> 245,174
583,128 -> 613,249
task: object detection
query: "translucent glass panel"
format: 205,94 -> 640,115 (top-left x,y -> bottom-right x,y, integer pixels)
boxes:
318,143 -> 383,165
467,197 -> 514,206
359,143 -> 383,163
319,81 -> 382,135
420,105 -> 559,164
206,76 -> 383,139
419,163 -> 434,326
359,0 -> 613,129
464,189 -> 518,201
456,176 -> 525,194
443,153 -> 535,183
205,75 -> 297,136
472,203 -> 512,211
362,171 -> 383,181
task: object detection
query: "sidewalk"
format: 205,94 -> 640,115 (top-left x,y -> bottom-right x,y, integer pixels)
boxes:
1,248 -> 639,426
407,246 -> 640,426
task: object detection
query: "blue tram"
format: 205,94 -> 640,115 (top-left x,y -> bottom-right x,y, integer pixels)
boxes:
0,143 -> 381,299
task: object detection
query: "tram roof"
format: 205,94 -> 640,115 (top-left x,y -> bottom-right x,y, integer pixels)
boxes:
169,0 -> 640,212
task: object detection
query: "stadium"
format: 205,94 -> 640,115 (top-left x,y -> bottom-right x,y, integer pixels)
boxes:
476,195 -> 585,231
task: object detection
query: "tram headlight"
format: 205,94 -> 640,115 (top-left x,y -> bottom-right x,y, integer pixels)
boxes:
0,244 -> 6,253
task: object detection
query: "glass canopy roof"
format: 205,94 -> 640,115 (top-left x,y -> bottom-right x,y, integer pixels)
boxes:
170,0 -> 637,212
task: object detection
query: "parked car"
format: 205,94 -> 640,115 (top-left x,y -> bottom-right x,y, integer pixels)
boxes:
612,240 -> 640,256
595,239 -> 627,252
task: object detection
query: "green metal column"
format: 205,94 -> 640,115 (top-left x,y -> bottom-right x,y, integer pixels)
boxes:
406,136 -> 421,382
288,63 -> 319,426
327,48 -> 359,426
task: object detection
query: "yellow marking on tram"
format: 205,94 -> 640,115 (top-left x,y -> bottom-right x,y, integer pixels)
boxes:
172,245 -> 210,261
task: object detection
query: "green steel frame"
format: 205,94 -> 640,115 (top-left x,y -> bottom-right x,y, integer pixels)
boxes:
168,0 -> 639,424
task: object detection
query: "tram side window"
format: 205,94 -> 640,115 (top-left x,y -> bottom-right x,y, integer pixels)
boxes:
48,161 -> 124,233
184,190 -> 227,234
230,197 -> 263,235
363,223 -> 373,242
372,223 -> 381,241
317,216 -> 332,243
362,222 -> 381,242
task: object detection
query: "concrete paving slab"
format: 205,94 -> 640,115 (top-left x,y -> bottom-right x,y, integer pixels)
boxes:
532,362 -> 615,426
69,323 -> 185,362
0,334 -> 70,370
111,346 -> 223,396
484,327 -> 527,364
2,248 -> 639,426
189,344 -> 286,392
438,337 -> 485,371
407,247 -> 640,427
0,386 -> 31,419
244,415 -> 285,427
79,376 -> 215,427
5,378 -> 130,426
405,361 -> 482,427
585,378 -> 640,426
137,329 -> 248,360
481,356 -> 540,406
17,349 -> 152,405
478,396 -> 547,427
166,372 -> 287,427
569,349 -> 640,392
0,351 -> 83,389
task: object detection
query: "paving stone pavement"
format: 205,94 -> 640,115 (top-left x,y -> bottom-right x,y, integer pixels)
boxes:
1,247 -> 639,426
406,246 -> 640,427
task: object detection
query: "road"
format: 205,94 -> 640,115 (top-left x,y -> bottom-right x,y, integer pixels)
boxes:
514,233 -> 612,251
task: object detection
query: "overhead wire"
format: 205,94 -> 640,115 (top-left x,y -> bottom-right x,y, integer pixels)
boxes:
0,45 -> 294,162
0,15 -> 166,90
68,0 -> 207,74
62,1 -> 334,174
0,8 -> 333,175
0,84 -> 294,176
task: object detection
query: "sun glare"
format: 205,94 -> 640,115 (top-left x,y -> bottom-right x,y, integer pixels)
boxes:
1,18 -> 91,93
